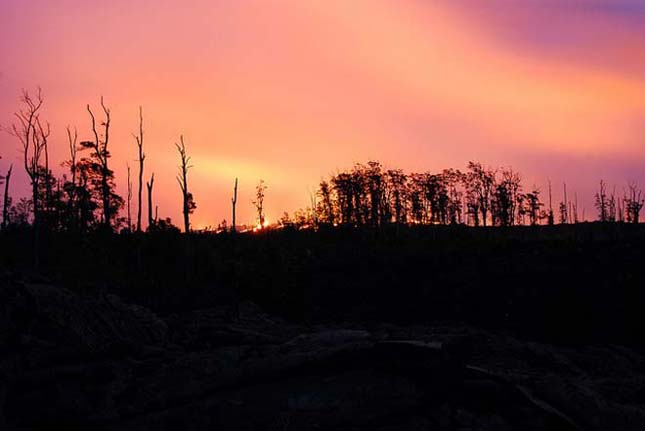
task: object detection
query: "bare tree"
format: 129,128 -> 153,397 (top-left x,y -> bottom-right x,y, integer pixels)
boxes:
65,126 -> 78,209
253,179 -> 267,228
493,167 -> 521,226
127,163 -> 132,231
134,106 -> 145,232
2,164 -> 12,229
559,182 -> 569,224
524,187 -> 543,226
466,162 -> 496,227
309,188 -> 318,226
231,177 -> 238,233
87,97 -> 114,228
608,187 -> 617,222
40,114 -> 53,219
595,180 -> 609,222
10,89 -> 45,225
625,182 -> 644,224
573,192 -> 579,223
317,179 -> 336,225
175,135 -> 195,233
547,179 -> 554,225
146,173 -> 155,229
9,89 -> 47,266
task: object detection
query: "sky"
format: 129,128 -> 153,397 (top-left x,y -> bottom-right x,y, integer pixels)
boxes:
1,0 -> 644,227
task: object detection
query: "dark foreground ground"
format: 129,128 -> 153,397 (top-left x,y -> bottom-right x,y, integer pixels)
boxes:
1,223 -> 645,430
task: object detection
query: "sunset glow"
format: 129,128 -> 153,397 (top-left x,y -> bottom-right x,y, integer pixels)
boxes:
1,0 -> 644,227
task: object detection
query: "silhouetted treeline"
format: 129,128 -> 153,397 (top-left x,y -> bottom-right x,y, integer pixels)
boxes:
1,88 -> 643,237
1,89 -> 186,237
278,161 -> 643,229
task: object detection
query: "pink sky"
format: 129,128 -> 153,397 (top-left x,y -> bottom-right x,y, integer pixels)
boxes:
1,0 -> 644,227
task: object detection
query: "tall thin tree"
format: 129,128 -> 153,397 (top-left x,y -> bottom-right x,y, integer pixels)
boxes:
11,89 -> 45,223
2,164 -> 12,230
87,97 -> 114,228
560,182 -> 568,224
547,179 -> 554,225
595,180 -> 608,222
41,115 -> 52,220
253,179 -> 268,228
231,177 -> 238,233
64,126 -> 78,229
175,135 -> 194,233
127,163 -> 132,231
146,173 -> 155,230
134,106 -> 145,232
625,182 -> 644,223
10,88 -> 47,266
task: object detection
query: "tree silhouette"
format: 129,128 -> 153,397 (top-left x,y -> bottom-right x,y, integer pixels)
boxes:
10,88 -> 47,265
39,110 -> 54,226
2,164 -> 12,230
595,180 -> 609,222
87,97 -> 121,229
524,187 -> 543,226
231,177 -> 238,233
126,164 -> 132,231
625,182 -> 644,223
559,182 -> 568,224
62,130 -> 101,233
547,180 -> 554,225
608,187 -> 617,222
493,168 -> 521,227
465,162 -> 496,227
11,89 -> 45,223
331,172 -> 354,225
146,173 -> 155,230
317,180 -> 336,225
365,161 -> 386,227
386,169 -> 408,225
134,106 -> 145,232
62,126 -> 78,230
253,179 -> 267,228
175,135 -> 194,233
443,168 -> 464,225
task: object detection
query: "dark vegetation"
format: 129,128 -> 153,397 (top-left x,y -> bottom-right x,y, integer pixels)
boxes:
1,223 -> 645,345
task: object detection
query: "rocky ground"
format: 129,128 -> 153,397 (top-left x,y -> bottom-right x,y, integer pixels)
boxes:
2,278 -> 645,430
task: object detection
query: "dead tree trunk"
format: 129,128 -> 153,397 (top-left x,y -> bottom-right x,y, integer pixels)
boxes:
253,179 -> 267,228
547,179 -> 554,225
563,182 -> 568,224
175,135 -> 193,233
11,88 -> 46,267
87,97 -> 112,228
146,173 -> 155,230
127,164 -> 132,231
2,164 -> 12,230
231,177 -> 238,233
135,106 -> 145,232
41,113 -> 55,226
66,126 -> 78,229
